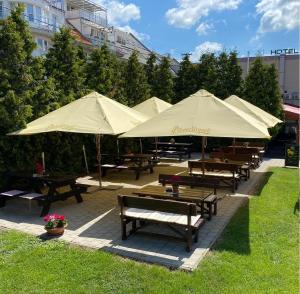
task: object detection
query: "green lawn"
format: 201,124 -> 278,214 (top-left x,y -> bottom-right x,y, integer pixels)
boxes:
0,167 -> 298,293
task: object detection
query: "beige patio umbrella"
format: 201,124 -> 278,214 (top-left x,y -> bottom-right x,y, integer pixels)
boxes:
133,96 -> 172,119
9,91 -> 148,186
120,90 -> 270,159
225,95 -> 282,128
132,97 -> 172,154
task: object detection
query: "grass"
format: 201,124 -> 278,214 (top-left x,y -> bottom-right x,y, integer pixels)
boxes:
0,167 -> 298,293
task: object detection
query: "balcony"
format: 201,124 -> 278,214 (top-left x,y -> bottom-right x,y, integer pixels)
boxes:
0,7 -> 62,33
66,9 -> 107,28
283,92 -> 300,107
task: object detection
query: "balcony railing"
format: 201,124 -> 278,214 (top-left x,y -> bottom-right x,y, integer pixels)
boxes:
66,9 -> 107,27
0,7 -> 62,33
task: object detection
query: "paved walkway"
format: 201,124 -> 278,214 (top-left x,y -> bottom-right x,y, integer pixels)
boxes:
0,155 -> 284,271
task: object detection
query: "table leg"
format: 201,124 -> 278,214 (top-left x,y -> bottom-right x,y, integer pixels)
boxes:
40,201 -> 51,217
0,197 -> 6,208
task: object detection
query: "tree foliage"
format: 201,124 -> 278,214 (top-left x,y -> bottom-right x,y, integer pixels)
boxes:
152,56 -> 174,102
243,58 -> 283,118
45,27 -> 86,105
145,52 -> 157,96
124,51 -> 150,106
196,51 -> 242,99
173,54 -> 197,103
0,7 -> 284,186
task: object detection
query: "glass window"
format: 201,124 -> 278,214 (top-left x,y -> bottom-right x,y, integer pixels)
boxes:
51,14 -> 57,31
36,6 -> 42,23
0,2 -> 3,18
37,38 -> 43,49
43,40 -> 48,51
27,4 -> 34,22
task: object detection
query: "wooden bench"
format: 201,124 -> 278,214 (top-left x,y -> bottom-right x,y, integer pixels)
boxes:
158,174 -> 218,194
158,174 -> 218,219
1,174 -> 86,216
102,163 -> 154,180
188,161 -> 240,193
101,154 -> 155,180
209,152 -> 254,178
118,195 -> 204,252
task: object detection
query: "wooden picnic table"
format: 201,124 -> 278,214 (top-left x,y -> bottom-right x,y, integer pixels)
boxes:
201,158 -> 250,180
133,185 -> 215,219
151,142 -> 193,160
1,172 -> 84,216
101,154 -> 155,180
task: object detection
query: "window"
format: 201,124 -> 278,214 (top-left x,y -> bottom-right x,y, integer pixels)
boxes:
43,40 -> 49,51
36,38 -> 49,52
51,14 -> 57,31
36,7 -> 42,23
0,2 -> 3,18
27,4 -> 34,22
117,35 -> 126,45
37,38 -> 43,49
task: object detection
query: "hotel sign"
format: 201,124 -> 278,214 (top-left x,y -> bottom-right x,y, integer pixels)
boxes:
271,48 -> 299,55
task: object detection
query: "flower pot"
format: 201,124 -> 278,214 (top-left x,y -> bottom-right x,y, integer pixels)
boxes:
45,227 -> 65,236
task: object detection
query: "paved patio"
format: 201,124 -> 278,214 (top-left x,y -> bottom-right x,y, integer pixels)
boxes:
0,155 -> 284,271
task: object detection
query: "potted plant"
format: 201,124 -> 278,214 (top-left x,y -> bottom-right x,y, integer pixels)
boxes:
44,214 -> 67,236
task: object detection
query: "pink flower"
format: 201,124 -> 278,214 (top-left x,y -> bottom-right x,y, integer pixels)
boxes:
43,214 -> 66,222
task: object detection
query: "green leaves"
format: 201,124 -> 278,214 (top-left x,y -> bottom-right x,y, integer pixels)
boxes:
124,51 -> 150,106
243,58 -> 283,119
45,27 -> 86,104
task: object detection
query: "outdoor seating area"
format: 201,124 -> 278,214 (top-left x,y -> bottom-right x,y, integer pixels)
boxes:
0,6 -> 298,291
0,89 -> 283,262
0,155 -> 285,270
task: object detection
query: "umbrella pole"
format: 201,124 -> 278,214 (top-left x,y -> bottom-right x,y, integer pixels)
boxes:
117,139 -> 120,157
96,134 -> 102,187
82,144 -> 89,174
232,138 -> 236,145
155,137 -> 158,159
41,151 -> 45,174
139,138 -> 143,154
201,137 -> 206,160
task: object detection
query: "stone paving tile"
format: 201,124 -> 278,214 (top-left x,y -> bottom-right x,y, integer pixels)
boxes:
0,156 -> 284,271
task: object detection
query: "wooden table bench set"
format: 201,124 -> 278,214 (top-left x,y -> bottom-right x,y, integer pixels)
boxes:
0,172 -> 88,216
188,160 -> 244,193
101,154 -> 155,180
150,142 -> 193,161
119,174 -> 220,251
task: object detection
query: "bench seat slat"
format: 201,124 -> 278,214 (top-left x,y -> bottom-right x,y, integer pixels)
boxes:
124,207 -> 201,226
0,190 -> 26,197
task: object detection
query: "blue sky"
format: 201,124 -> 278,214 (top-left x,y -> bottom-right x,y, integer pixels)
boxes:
97,0 -> 300,61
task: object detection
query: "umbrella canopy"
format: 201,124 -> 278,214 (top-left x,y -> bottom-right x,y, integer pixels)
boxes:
225,95 -> 282,128
9,91 -> 148,188
10,92 -> 148,135
133,97 -> 172,119
120,90 -> 270,139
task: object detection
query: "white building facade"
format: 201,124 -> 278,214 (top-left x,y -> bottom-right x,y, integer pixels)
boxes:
0,0 -> 178,68
0,0 -> 65,55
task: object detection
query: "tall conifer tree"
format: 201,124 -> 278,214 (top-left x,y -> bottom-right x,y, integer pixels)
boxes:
145,52 -> 157,96
124,51 -> 150,106
153,56 -> 174,102
243,58 -> 282,118
173,54 -> 197,103
45,27 -> 86,104
86,45 -> 115,95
